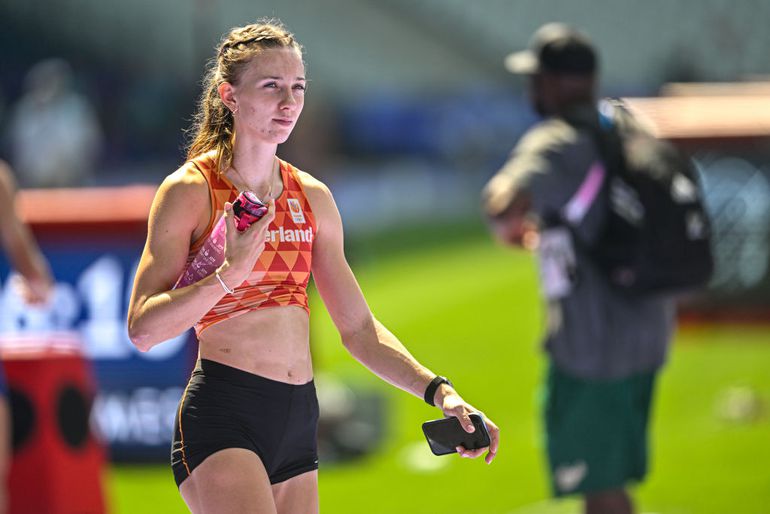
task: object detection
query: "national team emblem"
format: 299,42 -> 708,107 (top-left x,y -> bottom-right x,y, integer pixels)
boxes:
287,198 -> 306,224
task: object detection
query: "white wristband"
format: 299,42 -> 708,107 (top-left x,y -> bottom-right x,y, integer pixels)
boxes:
215,272 -> 235,295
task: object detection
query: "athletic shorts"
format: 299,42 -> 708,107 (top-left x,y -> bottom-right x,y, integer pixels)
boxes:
171,359 -> 319,487
543,364 -> 656,497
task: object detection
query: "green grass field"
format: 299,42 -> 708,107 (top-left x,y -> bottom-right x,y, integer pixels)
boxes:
108,223 -> 770,514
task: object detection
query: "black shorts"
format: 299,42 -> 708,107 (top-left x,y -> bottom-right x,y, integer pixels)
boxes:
171,359 -> 319,487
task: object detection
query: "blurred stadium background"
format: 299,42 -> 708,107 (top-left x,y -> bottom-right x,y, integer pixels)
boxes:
1,0 -> 769,512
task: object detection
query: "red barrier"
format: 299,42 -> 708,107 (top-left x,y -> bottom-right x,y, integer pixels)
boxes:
3,341 -> 106,514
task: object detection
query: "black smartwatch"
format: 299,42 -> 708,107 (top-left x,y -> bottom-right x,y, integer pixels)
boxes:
424,375 -> 453,407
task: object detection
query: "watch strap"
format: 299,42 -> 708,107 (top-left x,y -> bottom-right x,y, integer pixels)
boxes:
424,375 -> 452,407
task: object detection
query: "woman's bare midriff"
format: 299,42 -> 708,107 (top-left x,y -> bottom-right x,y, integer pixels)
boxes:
197,305 -> 313,385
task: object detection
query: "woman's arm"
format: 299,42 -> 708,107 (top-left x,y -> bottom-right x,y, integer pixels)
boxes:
127,167 -> 274,351
0,161 -> 54,304
306,175 -> 499,463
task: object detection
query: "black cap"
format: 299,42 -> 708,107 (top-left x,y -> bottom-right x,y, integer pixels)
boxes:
505,23 -> 597,75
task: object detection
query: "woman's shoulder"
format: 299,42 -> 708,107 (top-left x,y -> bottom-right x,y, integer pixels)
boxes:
168,159 -> 207,184
153,157 -> 211,213
281,162 -> 338,224
283,160 -> 331,198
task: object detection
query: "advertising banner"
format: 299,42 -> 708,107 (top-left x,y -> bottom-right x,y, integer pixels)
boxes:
0,186 -> 197,462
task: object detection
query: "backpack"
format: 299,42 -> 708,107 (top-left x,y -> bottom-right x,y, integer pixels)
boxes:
567,100 -> 714,295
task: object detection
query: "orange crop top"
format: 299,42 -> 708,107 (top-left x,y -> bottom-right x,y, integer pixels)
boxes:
185,152 -> 316,336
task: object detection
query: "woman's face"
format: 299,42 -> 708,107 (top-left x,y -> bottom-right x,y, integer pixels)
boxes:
225,47 -> 306,145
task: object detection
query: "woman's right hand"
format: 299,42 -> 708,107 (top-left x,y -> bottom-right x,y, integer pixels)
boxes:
217,199 -> 275,287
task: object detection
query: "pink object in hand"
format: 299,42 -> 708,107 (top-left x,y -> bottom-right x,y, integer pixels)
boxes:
174,191 -> 267,289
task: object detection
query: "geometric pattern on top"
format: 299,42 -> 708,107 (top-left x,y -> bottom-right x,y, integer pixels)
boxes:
185,152 -> 316,336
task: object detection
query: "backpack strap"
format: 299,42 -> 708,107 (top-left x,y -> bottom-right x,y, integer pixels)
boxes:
563,160 -> 606,225
560,100 -> 626,227
586,100 -> 628,179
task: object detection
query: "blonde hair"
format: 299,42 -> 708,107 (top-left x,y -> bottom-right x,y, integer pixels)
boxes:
186,20 -> 303,173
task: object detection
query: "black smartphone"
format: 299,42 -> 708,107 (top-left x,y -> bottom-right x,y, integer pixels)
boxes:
421,413 -> 491,456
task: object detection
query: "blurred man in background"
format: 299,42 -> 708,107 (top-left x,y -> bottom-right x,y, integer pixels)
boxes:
6,59 -> 103,188
482,24 -> 675,514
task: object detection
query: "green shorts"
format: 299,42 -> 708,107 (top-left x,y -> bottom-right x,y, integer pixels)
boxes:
543,365 -> 656,497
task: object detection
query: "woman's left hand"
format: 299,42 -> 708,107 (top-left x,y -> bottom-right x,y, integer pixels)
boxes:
438,388 -> 500,464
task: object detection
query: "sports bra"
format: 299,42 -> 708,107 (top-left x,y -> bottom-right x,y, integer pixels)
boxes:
185,152 -> 316,336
